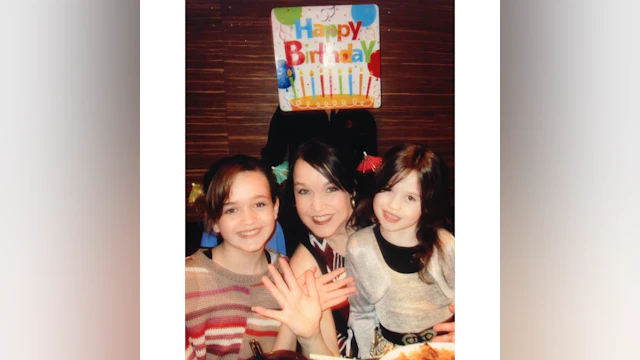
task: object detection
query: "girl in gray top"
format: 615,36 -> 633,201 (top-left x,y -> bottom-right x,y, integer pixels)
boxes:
346,143 -> 455,358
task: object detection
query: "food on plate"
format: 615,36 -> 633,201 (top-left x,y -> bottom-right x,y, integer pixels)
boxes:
391,343 -> 454,360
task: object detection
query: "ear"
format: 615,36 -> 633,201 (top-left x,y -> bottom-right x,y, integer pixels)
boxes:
212,221 -> 221,234
273,197 -> 280,220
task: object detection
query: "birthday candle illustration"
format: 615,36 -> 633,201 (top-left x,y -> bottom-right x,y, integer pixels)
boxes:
348,67 -> 353,97
320,68 -> 325,98
299,70 -> 307,98
365,75 -> 373,99
329,68 -> 333,98
310,70 -> 316,100
287,69 -> 297,99
338,68 -> 343,96
359,67 -> 363,95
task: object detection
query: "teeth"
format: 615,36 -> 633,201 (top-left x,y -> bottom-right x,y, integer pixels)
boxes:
313,215 -> 331,222
239,229 -> 260,236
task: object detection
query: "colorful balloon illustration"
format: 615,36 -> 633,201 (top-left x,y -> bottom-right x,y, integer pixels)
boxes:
274,7 -> 302,26
368,50 -> 381,78
276,60 -> 295,89
351,4 -> 377,28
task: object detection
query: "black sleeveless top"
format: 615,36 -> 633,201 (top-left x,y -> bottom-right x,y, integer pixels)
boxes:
301,233 -> 358,358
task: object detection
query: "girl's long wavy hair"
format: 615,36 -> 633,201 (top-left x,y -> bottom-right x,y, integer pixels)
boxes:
351,143 -> 451,283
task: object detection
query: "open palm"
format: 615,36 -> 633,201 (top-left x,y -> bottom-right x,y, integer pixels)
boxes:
253,258 -> 323,339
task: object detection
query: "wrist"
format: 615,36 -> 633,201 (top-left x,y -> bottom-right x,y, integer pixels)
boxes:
298,328 -> 323,344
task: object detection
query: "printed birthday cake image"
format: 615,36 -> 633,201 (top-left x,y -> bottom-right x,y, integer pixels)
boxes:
271,4 -> 381,111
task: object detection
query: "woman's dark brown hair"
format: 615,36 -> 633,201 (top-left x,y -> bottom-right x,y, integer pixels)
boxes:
353,143 -> 451,282
202,155 -> 277,237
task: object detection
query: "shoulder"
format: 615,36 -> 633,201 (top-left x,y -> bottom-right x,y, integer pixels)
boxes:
437,228 -> 454,245
185,249 -> 203,268
437,228 -> 455,255
289,243 -> 319,277
347,225 -> 376,254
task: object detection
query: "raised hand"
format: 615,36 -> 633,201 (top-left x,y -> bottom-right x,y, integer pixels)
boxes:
314,267 -> 356,310
252,258 -> 323,339
432,304 -> 455,342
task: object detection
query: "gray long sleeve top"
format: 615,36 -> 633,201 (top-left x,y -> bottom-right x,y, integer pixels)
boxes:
345,225 -> 455,358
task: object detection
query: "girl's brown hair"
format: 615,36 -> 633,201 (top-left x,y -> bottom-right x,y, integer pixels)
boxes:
353,143 -> 451,282
203,155 -> 277,236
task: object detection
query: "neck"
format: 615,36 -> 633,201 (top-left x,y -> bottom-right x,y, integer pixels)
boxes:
324,225 -> 354,256
210,243 -> 267,275
379,225 -> 420,247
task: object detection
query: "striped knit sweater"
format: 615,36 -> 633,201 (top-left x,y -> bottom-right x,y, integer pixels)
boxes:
185,248 -> 284,360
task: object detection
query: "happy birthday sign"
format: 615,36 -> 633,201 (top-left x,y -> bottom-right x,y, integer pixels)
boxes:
271,4 -> 381,112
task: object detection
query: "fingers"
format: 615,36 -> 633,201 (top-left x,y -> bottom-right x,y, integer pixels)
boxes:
297,266 -> 317,287
278,258 -> 301,294
261,275 -> 286,306
251,306 -> 284,324
323,276 -> 354,293
431,331 -> 455,343
449,303 -> 455,313
326,286 -> 357,300
267,263 -> 291,295
318,267 -> 346,284
304,270 -> 318,298
433,322 -> 455,333
322,297 -> 348,310
320,287 -> 356,310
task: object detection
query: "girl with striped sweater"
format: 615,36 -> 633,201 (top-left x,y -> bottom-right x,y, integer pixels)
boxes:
186,155 -> 354,360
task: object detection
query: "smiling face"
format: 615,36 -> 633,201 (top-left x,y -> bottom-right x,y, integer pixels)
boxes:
293,159 -> 352,240
373,171 -> 423,244
212,171 -> 279,254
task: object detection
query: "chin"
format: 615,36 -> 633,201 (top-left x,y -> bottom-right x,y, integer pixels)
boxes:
308,226 -> 336,240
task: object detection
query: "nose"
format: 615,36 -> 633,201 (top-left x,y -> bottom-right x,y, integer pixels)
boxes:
242,208 -> 258,224
388,193 -> 401,210
311,194 -> 325,212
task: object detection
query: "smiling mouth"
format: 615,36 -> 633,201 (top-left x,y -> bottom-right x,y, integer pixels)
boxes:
383,211 -> 400,223
312,215 -> 332,225
238,228 -> 261,238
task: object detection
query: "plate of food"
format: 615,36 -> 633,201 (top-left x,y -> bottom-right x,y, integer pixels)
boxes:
380,342 -> 455,360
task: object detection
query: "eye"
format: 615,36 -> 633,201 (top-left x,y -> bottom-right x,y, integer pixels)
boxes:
407,195 -> 417,202
255,202 -> 268,208
297,188 -> 310,195
223,208 -> 237,214
326,186 -> 340,193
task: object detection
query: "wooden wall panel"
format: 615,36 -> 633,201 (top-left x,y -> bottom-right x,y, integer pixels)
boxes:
186,0 -> 229,207
186,0 -> 454,221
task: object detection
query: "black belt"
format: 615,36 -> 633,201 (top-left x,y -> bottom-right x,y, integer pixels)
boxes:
379,324 -> 437,345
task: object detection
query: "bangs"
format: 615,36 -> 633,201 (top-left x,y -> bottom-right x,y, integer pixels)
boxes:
381,169 -> 413,191
311,161 -> 347,191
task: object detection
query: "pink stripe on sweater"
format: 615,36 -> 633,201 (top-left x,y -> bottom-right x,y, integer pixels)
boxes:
185,285 -> 249,299
186,303 -> 251,321
207,343 -> 241,357
245,328 -> 279,337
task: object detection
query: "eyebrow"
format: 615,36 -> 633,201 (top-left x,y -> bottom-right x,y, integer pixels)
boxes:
223,195 -> 270,206
293,181 -> 331,187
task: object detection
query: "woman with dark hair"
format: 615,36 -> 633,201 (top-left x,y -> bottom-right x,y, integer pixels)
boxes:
271,138 -> 363,358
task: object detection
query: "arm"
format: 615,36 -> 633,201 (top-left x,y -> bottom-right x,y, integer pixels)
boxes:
432,230 -> 455,342
258,245 -> 343,356
345,250 -> 378,359
432,304 -> 455,342
290,244 -> 341,356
